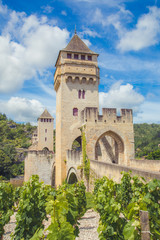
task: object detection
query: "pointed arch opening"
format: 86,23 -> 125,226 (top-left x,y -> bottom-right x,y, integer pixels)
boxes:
95,131 -> 124,164
72,136 -> 82,151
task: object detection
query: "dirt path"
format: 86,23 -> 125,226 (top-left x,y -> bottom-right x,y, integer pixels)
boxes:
76,209 -> 99,240
3,209 -> 99,240
3,213 -> 16,240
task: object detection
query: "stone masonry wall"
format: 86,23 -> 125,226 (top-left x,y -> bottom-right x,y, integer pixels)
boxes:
24,150 -> 55,185
130,159 -> 160,172
66,150 -> 82,181
90,160 -> 160,183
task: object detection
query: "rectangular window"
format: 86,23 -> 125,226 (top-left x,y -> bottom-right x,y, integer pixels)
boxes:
47,119 -> 48,122
78,90 -> 81,99
49,119 -> 51,122
82,90 -> 85,99
67,53 -> 71,59
74,54 -> 78,59
88,55 -> 92,61
45,129 -> 47,133
45,137 -> 47,141
81,55 -> 85,60
73,108 -> 78,116
44,119 -> 46,122
41,119 -> 43,122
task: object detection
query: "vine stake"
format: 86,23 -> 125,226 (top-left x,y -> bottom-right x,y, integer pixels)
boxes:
140,210 -> 150,240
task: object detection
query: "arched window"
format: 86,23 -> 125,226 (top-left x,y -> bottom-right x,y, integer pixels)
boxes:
82,90 -> 85,99
78,90 -> 81,99
73,108 -> 78,116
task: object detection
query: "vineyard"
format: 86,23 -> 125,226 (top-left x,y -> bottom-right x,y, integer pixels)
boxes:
0,173 -> 160,240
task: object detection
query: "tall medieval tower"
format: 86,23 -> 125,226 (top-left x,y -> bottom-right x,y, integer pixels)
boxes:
54,32 -> 99,185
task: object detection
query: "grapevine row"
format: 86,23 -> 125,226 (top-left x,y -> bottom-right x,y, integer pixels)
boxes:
93,172 -> 160,240
0,175 -> 87,240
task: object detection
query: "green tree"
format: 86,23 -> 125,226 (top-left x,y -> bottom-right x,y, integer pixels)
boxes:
0,150 -> 12,178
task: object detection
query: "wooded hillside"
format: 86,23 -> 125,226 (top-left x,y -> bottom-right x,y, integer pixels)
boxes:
134,123 -> 160,159
0,113 -> 36,179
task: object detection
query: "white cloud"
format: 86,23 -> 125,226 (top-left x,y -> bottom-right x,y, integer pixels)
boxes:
0,8 -> 69,93
61,10 -> 67,16
99,81 -> 144,113
134,101 -> 160,123
82,39 -> 91,47
81,28 -> 100,38
92,6 -> 132,32
117,6 -> 160,51
0,1 -> 7,14
0,97 -> 45,123
41,5 -> 54,14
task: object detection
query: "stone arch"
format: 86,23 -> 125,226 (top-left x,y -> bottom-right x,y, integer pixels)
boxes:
95,130 -> 124,164
81,77 -> 86,84
67,76 -> 72,82
68,123 -> 83,150
72,136 -> 82,151
67,167 -> 78,184
89,77 -> 93,83
87,127 -> 126,164
42,147 -> 49,152
75,76 -> 79,83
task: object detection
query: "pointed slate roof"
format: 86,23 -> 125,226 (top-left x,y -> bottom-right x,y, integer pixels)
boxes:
63,34 -> 98,55
38,109 -> 54,119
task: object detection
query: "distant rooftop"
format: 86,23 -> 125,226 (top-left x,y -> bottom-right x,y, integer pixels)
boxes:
38,109 -> 54,119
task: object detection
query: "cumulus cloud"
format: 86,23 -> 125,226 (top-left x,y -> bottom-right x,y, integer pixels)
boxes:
134,101 -> 160,123
0,97 -> 46,123
92,6 -> 132,31
0,0 -> 7,14
117,6 -> 160,51
99,81 -> 144,113
81,28 -> 100,38
0,6 -> 69,93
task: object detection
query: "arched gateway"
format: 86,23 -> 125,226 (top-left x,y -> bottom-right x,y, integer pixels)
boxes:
95,131 -> 124,164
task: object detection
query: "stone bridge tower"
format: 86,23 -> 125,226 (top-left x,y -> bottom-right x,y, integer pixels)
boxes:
54,32 -> 99,185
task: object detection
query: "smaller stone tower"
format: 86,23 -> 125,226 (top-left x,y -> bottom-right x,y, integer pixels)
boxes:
37,109 -> 54,151
24,109 -> 55,185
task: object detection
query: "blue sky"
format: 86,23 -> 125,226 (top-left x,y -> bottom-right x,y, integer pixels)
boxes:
0,0 -> 160,124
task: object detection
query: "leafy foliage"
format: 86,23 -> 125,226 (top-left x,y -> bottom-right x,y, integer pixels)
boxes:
13,175 -> 50,240
0,181 -> 14,238
94,172 -> 160,240
134,123 -> 160,159
12,176 -> 86,240
0,113 -> 36,179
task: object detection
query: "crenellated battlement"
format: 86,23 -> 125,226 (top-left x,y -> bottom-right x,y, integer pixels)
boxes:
81,107 -> 133,123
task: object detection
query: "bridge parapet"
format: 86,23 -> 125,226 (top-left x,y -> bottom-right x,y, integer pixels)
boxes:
90,160 -> 160,183
81,107 -> 133,123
